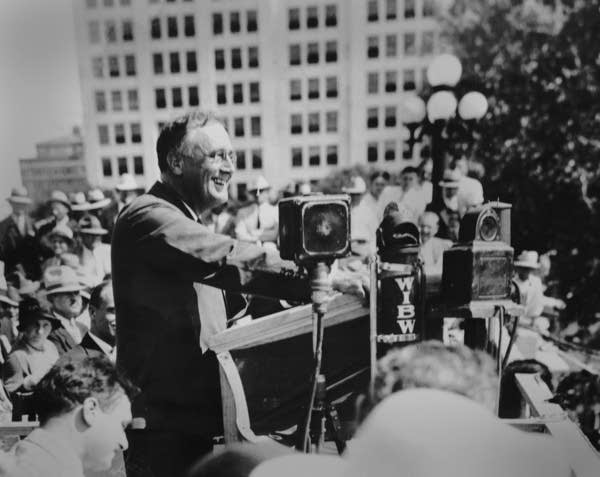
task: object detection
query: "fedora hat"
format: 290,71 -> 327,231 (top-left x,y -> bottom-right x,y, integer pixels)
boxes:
69,191 -> 92,212
17,296 -> 60,331
7,186 -> 32,205
47,224 -> 74,243
248,175 -> 270,192
116,173 -> 139,192
41,265 -> 85,296
48,190 -> 71,209
78,215 -> 108,235
515,250 -> 540,269
439,168 -> 462,188
86,188 -> 111,210
342,176 -> 367,195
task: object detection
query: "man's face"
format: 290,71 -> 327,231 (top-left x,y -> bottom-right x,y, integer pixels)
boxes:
516,267 -> 531,281
419,216 -> 438,243
401,172 -> 418,191
370,177 -> 388,199
81,234 -> 99,250
90,289 -> 116,345
50,201 -> 69,221
50,291 -> 82,319
51,236 -> 70,256
180,122 -> 234,214
82,394 -> 132,471
11,202 -> 28,217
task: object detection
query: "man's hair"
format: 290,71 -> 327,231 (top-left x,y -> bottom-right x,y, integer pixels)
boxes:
89,280 -> 112,310
156,110 -> 220,173
370,171 -> 390,183
34,356 -> 138,425
401,166 -> 418,175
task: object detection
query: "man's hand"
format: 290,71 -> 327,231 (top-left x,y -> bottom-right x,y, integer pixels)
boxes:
331,268 -> 370,301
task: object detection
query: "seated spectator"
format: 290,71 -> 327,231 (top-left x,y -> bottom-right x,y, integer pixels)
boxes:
418,211 -> 452,274
77,215 -> 111,286
3,297 -> 59,419
41,266 -> 87,355
513,251 -> 545,327
41,225 -> 75,272
13,356 -> 135,476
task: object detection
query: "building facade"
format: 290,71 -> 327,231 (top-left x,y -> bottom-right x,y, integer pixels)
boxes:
73,0 -> 438,198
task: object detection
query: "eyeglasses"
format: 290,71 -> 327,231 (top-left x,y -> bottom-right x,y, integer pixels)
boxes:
178,149 -> 237,169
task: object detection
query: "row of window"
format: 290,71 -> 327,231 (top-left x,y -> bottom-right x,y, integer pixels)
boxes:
216,82 -> 260,105
289,41 -> 338,66
150,15 -> 196,39
94,89 -> 139,113
154,86 -> 200,109
290,112 -> 339,135
98,123 -> 142,146
233,149 -> 263,171
153,51 -> 198,74
291,145 -> 339,167
88,19 -> 134,44
91,55 -> 136,78
214,47 -> 259,70
366,0 -> 435,22
367,31 -> 435,58
86,0 -> 131,8
289,77 -> 339,101
212,10 -> 258,35
367,69 -> 418,94
366,106 -> 401,129
288,5 -> 338,30
102,155 -> 144,178
219,116 -> 262,139
367,140 -> 416,163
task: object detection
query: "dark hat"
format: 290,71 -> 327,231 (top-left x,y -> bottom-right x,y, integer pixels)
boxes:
18,296 -> 60,331
78,215 -> 108,235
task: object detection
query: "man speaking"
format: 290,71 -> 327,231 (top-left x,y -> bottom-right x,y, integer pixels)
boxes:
112,111 -> 315,476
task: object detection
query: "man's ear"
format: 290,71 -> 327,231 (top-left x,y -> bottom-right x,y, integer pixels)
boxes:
81,397 -> 100,427
166,152 -> 184,176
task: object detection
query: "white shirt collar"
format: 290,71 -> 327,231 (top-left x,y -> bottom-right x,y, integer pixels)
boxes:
88,332 -> 113,356
180,200 -> 199,222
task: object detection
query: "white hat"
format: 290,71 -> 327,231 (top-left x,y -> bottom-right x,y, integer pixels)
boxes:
248,175 -> 270,192
342,176 -> 367,195
439,168 -> 462,187
514,250 -> 540,269
116,173 -> 139,192
41,265 -> 85,296
7,186 -> 32,205
69,191 -> 92,212
86,188 -> 111,210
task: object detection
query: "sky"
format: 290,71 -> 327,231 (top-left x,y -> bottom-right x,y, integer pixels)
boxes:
0,0 -> 82,216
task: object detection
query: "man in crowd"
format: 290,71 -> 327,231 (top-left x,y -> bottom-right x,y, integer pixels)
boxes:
513,250 -> 545,327
343,176 -> 377,257
234,175 -> 278,246
0,187 -> 35,278
47,190 -> 72,229
360,171 -> 389,225
0,262 -> 19,347
454,156 -> 484,216
418,212 -> 452,274
379,166 -> 427,222
77,215 -> 111,286
13,356 -> 135,477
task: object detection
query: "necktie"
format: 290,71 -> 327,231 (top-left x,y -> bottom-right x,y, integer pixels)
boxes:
256,205 -> 261,230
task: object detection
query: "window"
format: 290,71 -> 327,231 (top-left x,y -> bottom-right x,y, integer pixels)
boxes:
127,89 -> 138,110
108,56 -> 120,76
386,35 -> 397,57
213,13 -> 223,34
230,12 -> 240,33
111,90 -> 122,111
386,0 -> 397,20
233,83 -> 243,103
289,44 -> 301,65
133,156 -> 144,175
102,158 -> 112,177
326,145 -> 338,165
92,57 -> 103,78
326,76 -> 338,98
115,124 -> 126,144
168,16 -> 178,37
216,84 -> 227,104
326,111 -> 338,132
95,91 -> 106,112
367,36 -> 379,58
367,72 -> 378,94
403,69 -> 416,90
105,20 -> 117,43
404,0 -> 415,18
291,114 -> 302,134
422,31 -> 435,55
237,183 -> 247,201
403,141 -> 413,159
385,141 -> 396,161
87,0 -> 97,8
131,123 -> 142,143
367,142 -> 378,162
153,53 -> 163,74
288,8 -> 300,29
155,88 -> 166,108
247,10 -> 257,32
118,157 -> 128,175
290,79 -> 301,100
248,47 -> 259,68
385,71 -> 397,92
307,6 -> 318,28
236,150 -> 246,170
423,0 -> 435,16
151,18 -> 161,39
385,106 -> 396,127
250,116 -> 261,137
249,82 -> 260,102
184,15 -> 195,37
234,117 -> 244,137
98,125 -> 109,145
308,112 -> 320,133
308,78 -> 319,99
307,43 -> 319,64
325,41 -> 337,62
104,0 -> 114,6
325,5 -> 337,26
188,86 -> 199,106
404,32 -> 416,55
367,0 -> 378,22
89,21 -> 100,43
309,146 -> 320,166
125,55 -> 136,76
367,107 -> 378,128
121,0 -> 131,5
251,149 -> 262,169
186,51 -> 197,72
215,49 -> 225,70
291,147 -> 302,167
122,20 -> 133,41
231,48 -> 242,69
172,87 -> 183,107
170,52 -> 180,73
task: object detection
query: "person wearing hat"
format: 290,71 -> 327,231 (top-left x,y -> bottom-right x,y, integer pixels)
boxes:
115,173 -> 140,212
342,175 -> 377,257
47,190 -> 71,229
514,250 -> 545,326
77,214 -> 111,287
0,186 -> 36,278
42,265 -> 87,356
0,263 -> 19,351
454,155 -> 485,216
234,175 -> 278,245
418,211 -> 452,274
425,168 -> 463,241
41,224 -> 75,272
86,188 -> 114,243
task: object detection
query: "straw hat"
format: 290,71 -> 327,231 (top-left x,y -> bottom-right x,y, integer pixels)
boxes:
116,173 -> 139,192
70,191 -> 92,212
41,265 -> 85,296
78,215 -> 108,235
7,186 -> 32,205
248,175 -> 270,192
47,224 -> 74,243
48,190 -> 71,209
514,250 -> 540,269
86,188 -> 111,210
342,176 -> 367,195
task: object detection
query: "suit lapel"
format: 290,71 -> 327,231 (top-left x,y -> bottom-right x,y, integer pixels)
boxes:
148,182 -> 196,221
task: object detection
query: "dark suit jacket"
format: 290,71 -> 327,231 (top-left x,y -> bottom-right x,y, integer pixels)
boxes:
64,333 -> 106,361
0,215 -> 38,278
112,181 -> 309,437
48,326 -> 79,357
